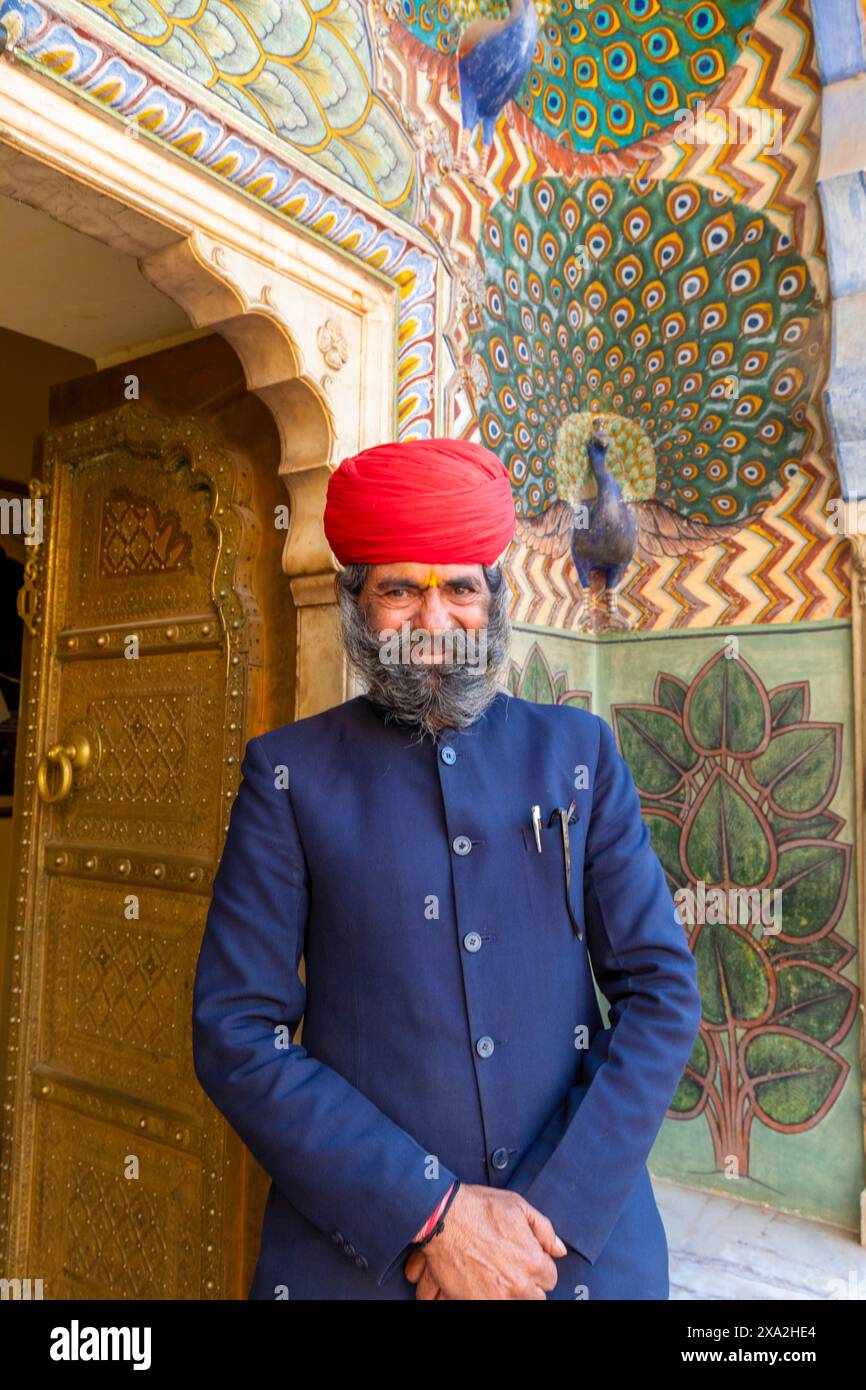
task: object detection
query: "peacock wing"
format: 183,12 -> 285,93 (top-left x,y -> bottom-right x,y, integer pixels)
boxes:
514,498 -> 574,557
631,499 -> 745,561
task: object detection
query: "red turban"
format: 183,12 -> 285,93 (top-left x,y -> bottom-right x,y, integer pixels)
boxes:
323,438 -> 516,565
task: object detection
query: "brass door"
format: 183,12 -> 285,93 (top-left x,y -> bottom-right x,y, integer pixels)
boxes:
0,354 -> 280,1297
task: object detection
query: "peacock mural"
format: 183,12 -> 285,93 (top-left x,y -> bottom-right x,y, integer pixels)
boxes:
522,419 -> 738,630
454,0 -> 539,146
470,172 -> 826,629
393,0 -> 762,160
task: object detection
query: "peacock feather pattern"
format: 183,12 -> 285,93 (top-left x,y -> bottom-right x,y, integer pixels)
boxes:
394,0 -> 761,153
555,411 -> 656,501
473,172 -> 825,527
81,0 -> 416,210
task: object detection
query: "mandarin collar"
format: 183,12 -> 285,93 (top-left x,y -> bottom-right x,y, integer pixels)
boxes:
360,689 -> 509,743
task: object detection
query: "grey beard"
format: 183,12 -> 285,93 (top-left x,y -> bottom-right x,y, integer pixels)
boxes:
335,575 -> 512,744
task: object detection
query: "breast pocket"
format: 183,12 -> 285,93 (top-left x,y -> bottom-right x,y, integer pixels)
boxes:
520,818 -> 585,941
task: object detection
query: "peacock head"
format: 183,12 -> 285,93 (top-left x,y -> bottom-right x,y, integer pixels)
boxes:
586,426 -> 612,479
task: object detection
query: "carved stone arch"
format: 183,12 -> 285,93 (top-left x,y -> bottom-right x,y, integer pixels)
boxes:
135,228 -> 392,716
140,230 -> 337,580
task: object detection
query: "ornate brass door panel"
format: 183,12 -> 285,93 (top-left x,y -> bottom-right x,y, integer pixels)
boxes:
1,401 -> 265,1298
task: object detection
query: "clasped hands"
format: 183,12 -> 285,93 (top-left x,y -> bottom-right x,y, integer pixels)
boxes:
402,1183 -> 567,1300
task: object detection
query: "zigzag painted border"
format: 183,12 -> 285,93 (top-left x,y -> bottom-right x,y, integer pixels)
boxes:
7,0 -> 443,441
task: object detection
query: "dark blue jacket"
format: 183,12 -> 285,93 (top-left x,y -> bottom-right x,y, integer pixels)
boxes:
192,691 -> 702,1299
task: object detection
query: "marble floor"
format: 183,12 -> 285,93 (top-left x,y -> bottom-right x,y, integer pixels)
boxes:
653,1177 -> 866,1300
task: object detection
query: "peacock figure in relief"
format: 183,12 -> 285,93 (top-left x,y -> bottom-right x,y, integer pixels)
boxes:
456,0 -> 538,148
517,413 -> 743,632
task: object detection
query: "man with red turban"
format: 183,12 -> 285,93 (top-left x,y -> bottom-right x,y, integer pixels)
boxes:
193,437 -> 702,1300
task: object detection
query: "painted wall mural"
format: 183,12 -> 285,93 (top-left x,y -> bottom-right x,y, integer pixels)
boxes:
396,0 -> 762,157
616,648 -> 856,1177
79,0 -> 419,211
472,170 -> 825,628
383,0 -> 840,629
507,638 -> 591,708
478,173 -> 823,523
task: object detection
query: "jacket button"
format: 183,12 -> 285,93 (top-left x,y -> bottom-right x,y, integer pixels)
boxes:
355,1255 -> 368,1269
453,835 -> 472,855
464,931 -> 482,952
440,746 -> 457,765
491,1148 -> 510,1169
476,1035 -> 494,1057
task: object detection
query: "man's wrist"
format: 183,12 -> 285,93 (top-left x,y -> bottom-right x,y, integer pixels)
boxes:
411,1180 -> 459,1245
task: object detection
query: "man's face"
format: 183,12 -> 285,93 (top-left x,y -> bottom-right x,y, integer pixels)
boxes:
358,562 -> 490,666
333,557 -> 510,736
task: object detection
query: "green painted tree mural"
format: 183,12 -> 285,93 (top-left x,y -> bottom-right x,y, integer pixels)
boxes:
508,640 -> 591,709
611,646 -> 858,1178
